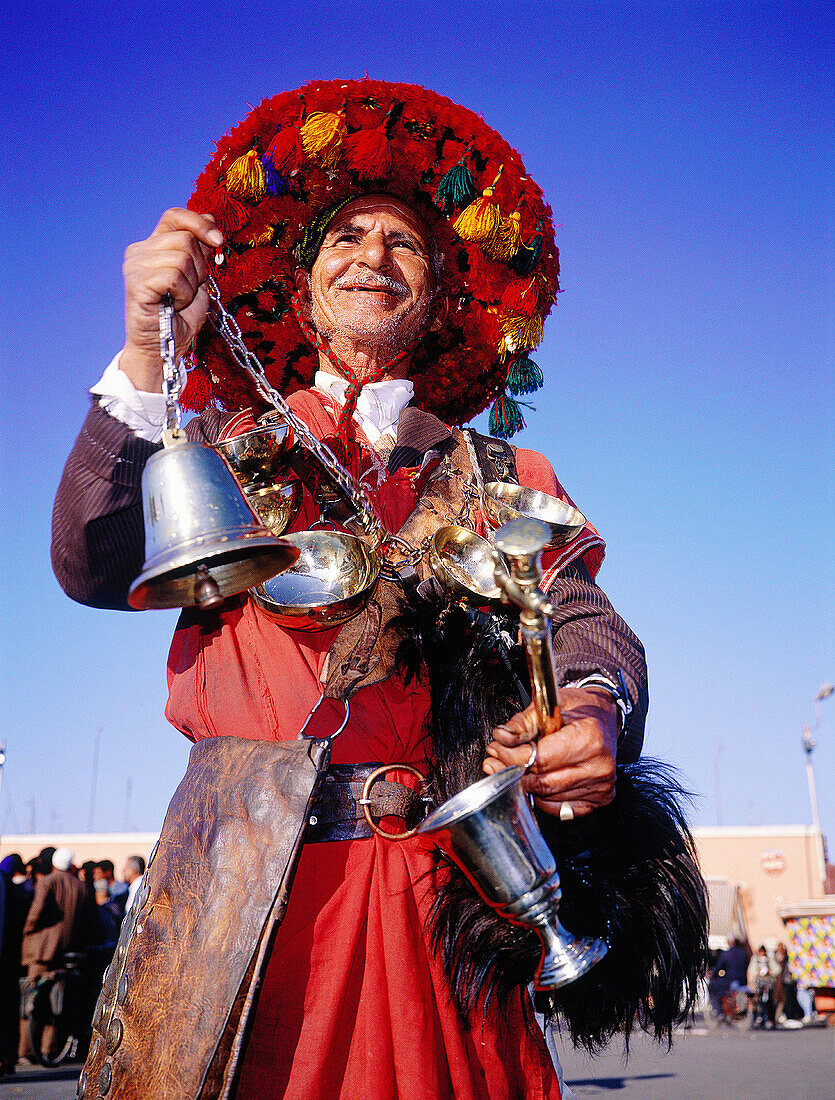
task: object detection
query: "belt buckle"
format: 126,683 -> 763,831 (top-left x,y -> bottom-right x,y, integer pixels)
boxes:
359,763 -> 428,841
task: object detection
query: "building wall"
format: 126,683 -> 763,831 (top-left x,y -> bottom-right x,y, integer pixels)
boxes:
693,826 -> 828,947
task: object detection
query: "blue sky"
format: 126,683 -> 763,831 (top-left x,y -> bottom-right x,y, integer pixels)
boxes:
1,2 -> 832,845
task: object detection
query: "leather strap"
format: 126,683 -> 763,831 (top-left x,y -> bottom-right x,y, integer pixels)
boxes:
306,762 -> 426,843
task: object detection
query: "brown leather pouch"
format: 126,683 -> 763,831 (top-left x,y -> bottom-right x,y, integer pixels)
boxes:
79,734 -> 330,1100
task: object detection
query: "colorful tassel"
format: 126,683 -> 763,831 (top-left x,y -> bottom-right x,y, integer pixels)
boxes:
300,107 -> 346,168
489,394 -> 526,438
509,220 -> 543,276
506,356 -> 543,396
454,165 -> 504,243
259,155 -> 289,195
264,125 -> 305,175
343,126 -> 394,179
435,154 -> 476,214
502,313 -> 544,352
225,149 -> 266,199
206,185 -> 249,234
501,276 -> 539,317
485,210 -> 522,262
343,101 -> 399,179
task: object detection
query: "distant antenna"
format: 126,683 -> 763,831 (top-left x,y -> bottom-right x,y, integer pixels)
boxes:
714,742 -> 723,826
88,727 -> 102,832
124,776 -> 133,831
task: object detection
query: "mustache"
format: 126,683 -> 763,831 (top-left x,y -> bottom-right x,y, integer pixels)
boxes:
334,273 -> 409,294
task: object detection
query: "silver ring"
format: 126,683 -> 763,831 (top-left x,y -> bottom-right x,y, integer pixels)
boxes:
525,742 -> 538,770
559,801 -> 575,822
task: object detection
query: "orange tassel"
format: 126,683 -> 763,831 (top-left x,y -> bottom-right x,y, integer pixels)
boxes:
225,149 -> 266,199
300,107 -> 346,168
454,165 -> 504,243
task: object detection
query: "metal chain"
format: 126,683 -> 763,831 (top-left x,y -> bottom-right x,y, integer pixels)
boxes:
204,276 -> 384,544
159,294 -> 182,435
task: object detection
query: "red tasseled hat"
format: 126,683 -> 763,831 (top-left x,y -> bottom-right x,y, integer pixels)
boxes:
185,78 -> 560,435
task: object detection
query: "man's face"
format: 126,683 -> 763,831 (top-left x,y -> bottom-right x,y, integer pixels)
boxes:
295,194 -> 440,359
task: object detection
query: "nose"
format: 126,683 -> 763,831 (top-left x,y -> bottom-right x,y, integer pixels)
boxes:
355,230 -> 390,270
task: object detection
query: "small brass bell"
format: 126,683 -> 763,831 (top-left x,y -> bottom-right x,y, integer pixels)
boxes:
128,431 -> 299,611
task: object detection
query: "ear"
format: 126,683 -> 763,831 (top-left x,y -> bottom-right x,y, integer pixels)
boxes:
293,267 -> 312,305
429,293 -> 449,333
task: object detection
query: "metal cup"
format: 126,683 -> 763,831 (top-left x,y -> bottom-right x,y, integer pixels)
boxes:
419,766 -> 608,989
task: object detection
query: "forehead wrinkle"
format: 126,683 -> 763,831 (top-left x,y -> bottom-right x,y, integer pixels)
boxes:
323,218 -> 427,253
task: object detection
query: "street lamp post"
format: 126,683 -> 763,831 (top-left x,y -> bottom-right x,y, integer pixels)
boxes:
802,683 -> 834,886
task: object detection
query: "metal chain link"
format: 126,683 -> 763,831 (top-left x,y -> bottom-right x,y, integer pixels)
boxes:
159,294 -> 182,436
204,276 -> 384,545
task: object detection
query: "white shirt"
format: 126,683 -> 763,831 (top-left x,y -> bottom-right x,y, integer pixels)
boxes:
90,357 -> 413,446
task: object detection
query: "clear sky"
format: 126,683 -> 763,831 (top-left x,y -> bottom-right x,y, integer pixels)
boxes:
1,2 -> 832,847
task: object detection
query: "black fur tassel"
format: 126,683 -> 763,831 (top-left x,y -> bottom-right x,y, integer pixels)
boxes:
391,586 -> 709,1052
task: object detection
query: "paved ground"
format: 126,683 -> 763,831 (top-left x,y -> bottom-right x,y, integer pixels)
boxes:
559,1020 -> 834,1100
1,1021 -> 832,1098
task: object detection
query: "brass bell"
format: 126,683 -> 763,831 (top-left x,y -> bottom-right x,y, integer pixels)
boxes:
128,432 -> 299,610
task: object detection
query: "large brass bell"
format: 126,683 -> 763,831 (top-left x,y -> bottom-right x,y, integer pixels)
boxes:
128,432 -> 299,611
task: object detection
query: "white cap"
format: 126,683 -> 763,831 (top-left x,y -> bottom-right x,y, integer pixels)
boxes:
52,847 -> 74,871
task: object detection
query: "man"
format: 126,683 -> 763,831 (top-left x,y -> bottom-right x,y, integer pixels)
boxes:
121,857 -> 145,911
93,860 -> 128,912
53,80 -> 702,1099
21,849 -> 86,980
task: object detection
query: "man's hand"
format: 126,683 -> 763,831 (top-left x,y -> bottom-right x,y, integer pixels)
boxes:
120,209 -> 223,393
482,686 -> 618,817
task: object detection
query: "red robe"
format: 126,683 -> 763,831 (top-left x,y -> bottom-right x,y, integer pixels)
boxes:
165,391 -> 598,1099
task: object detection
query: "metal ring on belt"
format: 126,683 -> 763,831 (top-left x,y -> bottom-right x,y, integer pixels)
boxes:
360,764 -> 427,841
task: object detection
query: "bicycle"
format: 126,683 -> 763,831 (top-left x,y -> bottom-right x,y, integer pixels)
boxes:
23,952 -> 89,1067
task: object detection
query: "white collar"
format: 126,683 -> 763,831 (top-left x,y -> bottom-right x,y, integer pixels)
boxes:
313,370 -> 414,444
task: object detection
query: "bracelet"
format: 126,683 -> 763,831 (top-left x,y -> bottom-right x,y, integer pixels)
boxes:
562,669 -> 633,741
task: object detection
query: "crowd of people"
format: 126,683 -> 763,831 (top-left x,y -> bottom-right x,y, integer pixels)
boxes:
707,938 -> 819,1029
0,845 -> 145,1074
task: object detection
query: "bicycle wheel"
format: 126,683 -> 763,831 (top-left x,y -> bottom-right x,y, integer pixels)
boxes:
27,979 -> 79,1066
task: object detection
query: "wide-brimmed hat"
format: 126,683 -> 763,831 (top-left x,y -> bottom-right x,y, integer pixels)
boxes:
186,78 -> 560,436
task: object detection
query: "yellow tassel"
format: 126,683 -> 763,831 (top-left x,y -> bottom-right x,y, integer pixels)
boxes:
454,165 -> 504,243
300,108 -> 346,168
225,149 -> 266,199
485,210 -> 522,261
501,313 -> 544,352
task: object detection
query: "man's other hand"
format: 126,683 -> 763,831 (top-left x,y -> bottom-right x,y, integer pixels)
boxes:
482,686 -> 618,817
120,209 -> 223,392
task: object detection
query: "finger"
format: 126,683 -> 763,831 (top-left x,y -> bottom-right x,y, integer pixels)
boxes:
153,207 -> 223,249
126,231 -> 211,288
490,704 -> 562,747
126,257 -> 202,314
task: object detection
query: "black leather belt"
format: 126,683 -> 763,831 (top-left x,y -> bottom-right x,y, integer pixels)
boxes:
306,762 -> 429,843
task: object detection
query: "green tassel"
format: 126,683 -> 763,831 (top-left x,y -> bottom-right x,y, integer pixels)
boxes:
506,356 -> 543,396
436,157 -> 476,215
509,221 -> 543,276
488,394 -> 526,439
